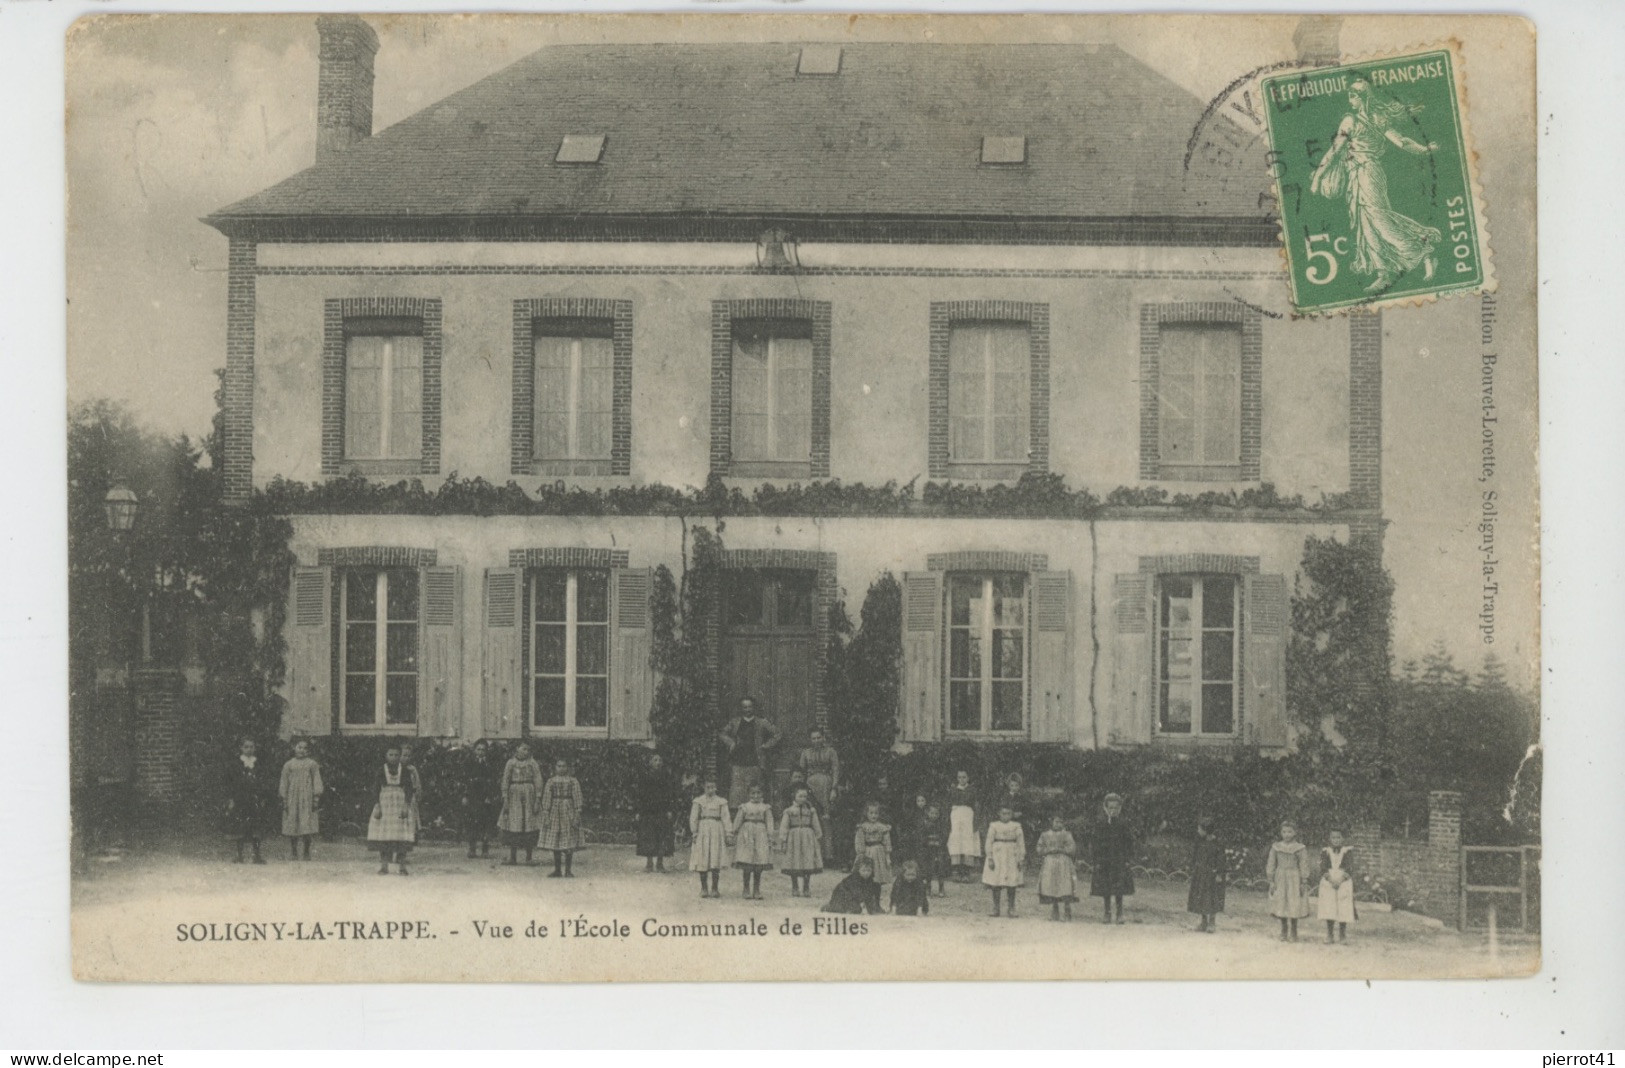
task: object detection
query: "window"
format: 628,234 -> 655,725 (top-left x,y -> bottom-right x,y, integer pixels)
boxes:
1156,575 -> 1238,736
725,569 -> 815,630
732,319 -> 813,465
980,136 -> 1027,164
344,320 -> 423,462
534,319 -> 614,466
341,569 -> 419,728
556,134 -> 606,163
1157,322 -> 1242,470
947,573 -> 1027,734
530,569 -> 610,731
948,322 -> 1030,466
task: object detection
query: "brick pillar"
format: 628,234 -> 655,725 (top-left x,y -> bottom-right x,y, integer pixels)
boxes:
132,669 -> 185,808
1349,820 -> 1383,882
222,237 -> 257,504
1427,790 -> 1464,925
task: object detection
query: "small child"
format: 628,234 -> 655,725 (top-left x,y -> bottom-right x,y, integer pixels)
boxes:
921,802 -> 949,896
778,785 -> 825,897
278,739 -> 323,861
1187,816 -> 1226,933
1090,792 -> 1135,924
731,783 -> 775,899
853,801 -> 893,887
539,758 -> 585,878
459,740 -> 500,859
1317,827 -> 1359,944
635,752 -> 678,873
982,804 -> 1026,918
1035,814 -> 1078,921
891,858 -> 930,916
689,779 -> 731,898
227,738 -> 271,864
822,856 -> 881,914
367,745 -> 417,875
497,742 -> 543,866
897,793 -> 930,864
1266,819 -> 1313,942
946,770 -> 981,883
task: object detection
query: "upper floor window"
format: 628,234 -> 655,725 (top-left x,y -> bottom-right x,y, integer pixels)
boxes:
1156,574 -> 1237,737
947,572 -> 1027,734
948,322 -> 1031,467
534,319 -> 614,466
341,568 -> 419,728
1158,322 -> 1241,471
530,568 -> 610,732
344,319 -> 423,463
732,319 -> 813,466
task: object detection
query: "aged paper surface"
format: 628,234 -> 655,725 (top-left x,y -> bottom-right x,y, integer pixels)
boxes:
66,12 -> 1538,983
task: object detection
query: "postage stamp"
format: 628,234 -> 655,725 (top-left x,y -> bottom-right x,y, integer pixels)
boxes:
1261,45 -> 1492,314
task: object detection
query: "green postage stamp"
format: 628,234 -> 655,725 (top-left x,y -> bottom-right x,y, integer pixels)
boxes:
1261,46 -> 1492,314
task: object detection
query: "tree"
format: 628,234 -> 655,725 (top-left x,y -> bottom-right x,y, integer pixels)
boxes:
825,572 -> 903,798
1287,534 -> 1394,754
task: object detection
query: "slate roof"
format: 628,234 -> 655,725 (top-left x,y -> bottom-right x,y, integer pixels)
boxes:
208,42 -> 1268,234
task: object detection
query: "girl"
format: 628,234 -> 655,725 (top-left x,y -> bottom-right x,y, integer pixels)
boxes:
539,758 -> 585,878
946,770 -> 981,883
1266,820 -> 1313,941
497,743 -> 543,866
896,793 -> 930,865
853,801 -> 893,887
1090,793 -> 1135,924
689,779 -> 731,898
226,738 -> 271,864
367,745 -> 417,875
278,739 -> 323,861
777,785 -> 824,898
891,858 -> 930,916
635,752 -> 678,873
982,803 -> 1026,918
1317,828 -> 1359,944
1035,814 -> 1078,921
1187,816 -> 1227,933
921,801 -> 949,896
822,856 -> 881,915
730,783 -> 775,899
459,740 -> 500,859
399,743 -> 424,845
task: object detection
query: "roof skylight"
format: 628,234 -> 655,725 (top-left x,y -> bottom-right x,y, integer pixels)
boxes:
798,45 -> 843,75
980,136 -> 1027,165
556,134 -> 607,164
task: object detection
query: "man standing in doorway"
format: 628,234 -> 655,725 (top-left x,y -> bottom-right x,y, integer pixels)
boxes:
719,697 -> 782,808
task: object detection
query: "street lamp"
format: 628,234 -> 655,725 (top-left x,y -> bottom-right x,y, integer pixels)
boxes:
104,485 -> 138,532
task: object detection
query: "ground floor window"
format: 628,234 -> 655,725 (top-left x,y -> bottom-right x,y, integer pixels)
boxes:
947,572 -> 1027,734
341,569 -> 419,728
530,568 -> 610,731
1156,574 -> 1238,736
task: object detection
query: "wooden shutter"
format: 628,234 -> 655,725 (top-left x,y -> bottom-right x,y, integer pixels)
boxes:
284,566 -> 333,738
1109,573 -> 1153,746
418,566 -> 462,738
899,571 -> 943,743
1245,573 -> 1290,749
609,567 -> 654,741
1029,570 -> 1074,743
480,567 -> 523,738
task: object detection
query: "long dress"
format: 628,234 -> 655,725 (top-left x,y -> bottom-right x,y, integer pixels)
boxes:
689,793 -> 731,872
778,803 -> 824,876
798,744 -> 840,856
854,820 -> 893,884
821,870 -> 881,914
1187,834 -> 1227,916
731,800 -> 775,870
947,785 -> 981,865
497,757 -> 544,847
635,768 -> 678,859
366,763 -> 417,852
1312,106 -> 1442,282
1317,846 -> 1359,923
459,754 -> 501,845
278,756 -> 323,837
982,819 -> 1026,889
1090,816 -> 1136,898
1266,840 -> 1313,919
538,774 -> 585,851
921,812 -> 949,883
1036,829 -> 1077,903
226,756 -> 272,838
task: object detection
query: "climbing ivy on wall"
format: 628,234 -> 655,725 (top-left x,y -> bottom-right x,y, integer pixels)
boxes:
647,525 -> 724,779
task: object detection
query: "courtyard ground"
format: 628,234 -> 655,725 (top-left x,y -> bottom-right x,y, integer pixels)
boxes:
70,836 -> 1539,983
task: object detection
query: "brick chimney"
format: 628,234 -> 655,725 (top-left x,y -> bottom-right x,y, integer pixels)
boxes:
315,15 -> 380,164
1293,15 -> 1343,66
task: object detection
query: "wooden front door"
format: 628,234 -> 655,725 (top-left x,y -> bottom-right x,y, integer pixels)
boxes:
721,569 -> 816,784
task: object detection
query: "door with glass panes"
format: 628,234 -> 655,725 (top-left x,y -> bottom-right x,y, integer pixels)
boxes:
721,569 -> 816,792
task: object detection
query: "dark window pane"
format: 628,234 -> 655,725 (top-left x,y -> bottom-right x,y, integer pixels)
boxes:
992,631 -> 1024,679
949,681 -> 981,732
344,675 -> 376,725
535,624 -> 566,675
384,675 -> 417,724
1160,577 -> 1193,623
1201,631 -> 1234,682
991,682 -> 1024,732
726,572 -> 767,627
577,624 -> 608,676
346,572 -> 376,621
534,571 -> 567,622
346,622 -> 376,672
576,677 -> 608,728
949,577 -> 977,627
386,570 -> 418,621
386,623 -> 418,672
773,572 -> 814,627
950,632 -> 982,680
578,570 -> 609,623
1202,577 -> 1236,629
535,678 -> 566,727
1202,683 -> 1235,734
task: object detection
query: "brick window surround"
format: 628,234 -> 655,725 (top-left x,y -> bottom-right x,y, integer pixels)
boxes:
710,299 -> 832,479
316,546 -> 438,568
1137,553 -> 1259,575
322,297 -> 443,477
508,547 -> 630,569
926,550 -> 1048,572
928,300 -> 1051,480
1138,302 -> 1262,483
511,298 -> 634,478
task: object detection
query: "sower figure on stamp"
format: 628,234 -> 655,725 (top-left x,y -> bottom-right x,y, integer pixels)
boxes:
718,697 -> 782,809
796,727 -> 840,861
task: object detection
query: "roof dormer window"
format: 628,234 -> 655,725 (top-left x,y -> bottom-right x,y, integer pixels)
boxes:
556,134 -> 606,164
981,136 -> 1027,165
797,45 -> 842,76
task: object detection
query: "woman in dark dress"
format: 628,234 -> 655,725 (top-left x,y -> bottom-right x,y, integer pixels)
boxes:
1090,792 -> 1136,924
226,738 -> 272,864
635,752 -> 679,872
1187,816 -> 1227,932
